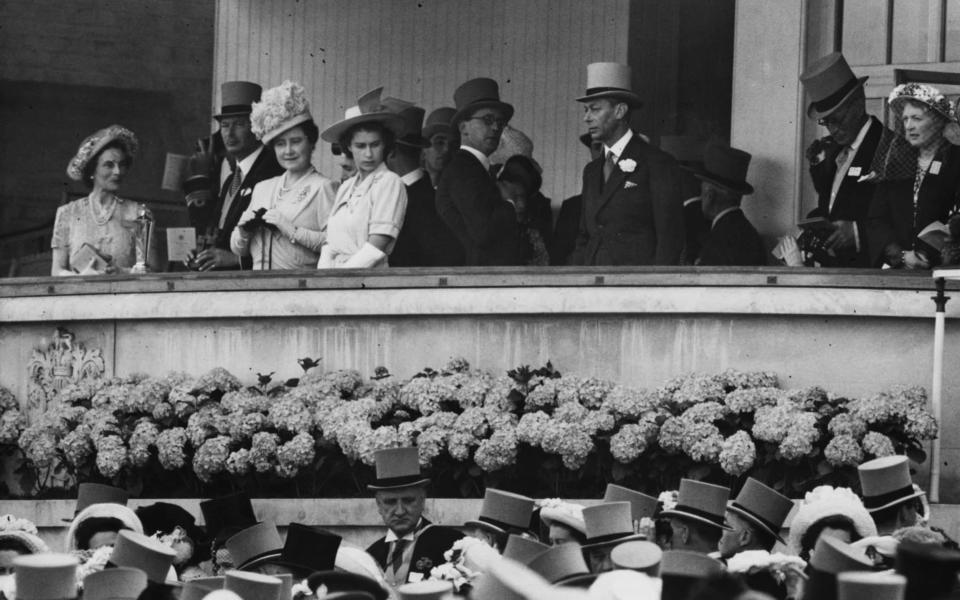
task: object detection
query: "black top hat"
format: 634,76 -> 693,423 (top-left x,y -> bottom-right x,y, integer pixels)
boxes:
75,483 -> 129,513
367,447 -> 430,491
726,478 -> 794,544
307,571 -> 389,600
687,140 -> 754,196
895,539 -> 960,600
799,52 -> 868,119
200,493 -> 257,546
215,81 -> 263,120
243,523 -> 342,576
451,78 -> 515,126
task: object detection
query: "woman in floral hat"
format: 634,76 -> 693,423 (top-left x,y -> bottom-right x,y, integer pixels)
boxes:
866,83 -> 960,268
232,81 -> 336,270
317,88 -> 407,268
0,514 -> 49,576
53,125 -> 143,276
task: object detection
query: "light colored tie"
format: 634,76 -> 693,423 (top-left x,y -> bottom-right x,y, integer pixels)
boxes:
219,166 -> 243,229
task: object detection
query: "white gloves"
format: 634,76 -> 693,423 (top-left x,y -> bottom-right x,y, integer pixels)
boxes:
317,245 -> 335,269
340,243 -> 386,268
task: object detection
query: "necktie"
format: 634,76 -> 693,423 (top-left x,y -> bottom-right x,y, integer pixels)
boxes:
219,165 -> 243,229
603,152 -> 617,182
389,539 -> 409,572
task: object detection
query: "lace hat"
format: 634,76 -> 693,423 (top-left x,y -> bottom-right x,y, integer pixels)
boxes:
66,126 -> 139,182
250,80 -> 314,145
0,514 -> 48,554
82,567 -> 149,600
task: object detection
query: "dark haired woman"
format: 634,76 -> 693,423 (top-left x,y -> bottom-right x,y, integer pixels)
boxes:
53,125 -> 142,275
786,485 -> 876,563
317,88 -> 407,268
496,154 -> 553,266
232,81 -> 336,270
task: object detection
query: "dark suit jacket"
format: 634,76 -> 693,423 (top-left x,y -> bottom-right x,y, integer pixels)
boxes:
807,116 -> 891,267
390,173 -> 465,267
550,195 -> 582,265
572,135 -> 684,265
213,147 -> 284,254
435,149 -> 521,266
697,208 -> 767,266
366,519 -> 463,583
866,144 -> 960,266
682,198 -> 710,266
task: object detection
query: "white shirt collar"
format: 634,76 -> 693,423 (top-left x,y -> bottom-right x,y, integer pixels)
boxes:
400,168 -> 426,186
236,145 -> 264,179
460,144 -> 490,170
384,519 -> 423,543
712,206 -> 741,229
605,129 -> 634,160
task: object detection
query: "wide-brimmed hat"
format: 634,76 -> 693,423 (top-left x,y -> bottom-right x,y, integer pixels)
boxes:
659,551 -> 724,600
66,126 -> 139,182
837,572 -> 907,600
803,537 -> 874,600
451,78 -> 514,126
786,485 -> 877,557
14,554 -> 79,600
250,80 -> 314,144
659,136 -> 706,165
502,534 -> 549,563
857,456 -> 924,513
581,502 -> 644,550
242,523 -> 341,575
367,447 -> 430,491
539,501 -> 586,535
609,540 -> 662,576
799,52 -> 868,118
576,62 -> 642,108
65,503 -> 144,552
306,570 -> 389,600
603,484 -> 659,521
422,107 -> 457,140
83,567 -> 149,600
383,99 -> 429,148
0,514 -> 48,554
470,556 -> 553,600
526,543 -> 592,586
397,580 -> 454,600
225,522 -> 283,571
200,492 -> 258,548
687,140 -> 754,195
887,83 -> 955,122
659,479 -> 733,531
110,530 -> 178,584
464,489 -> 535,535
726,477 -> 794,543
215,81 -> 263,120
320,87 -> 404,144
223,571 -> 282,600
894,539 -> 960,600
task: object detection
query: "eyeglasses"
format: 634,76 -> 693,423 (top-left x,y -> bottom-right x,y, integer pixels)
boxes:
817,104 -> 852,128
468,115 -> 507,128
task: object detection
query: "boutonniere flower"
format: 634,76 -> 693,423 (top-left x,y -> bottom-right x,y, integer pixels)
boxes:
618,158 -> 637,173
415,557 -> 434,572
241,188 -> 252,196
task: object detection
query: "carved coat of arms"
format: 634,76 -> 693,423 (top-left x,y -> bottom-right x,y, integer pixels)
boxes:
26,327 -> 104,416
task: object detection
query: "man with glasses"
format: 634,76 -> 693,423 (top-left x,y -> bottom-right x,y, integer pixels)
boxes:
435,78 -> 521,265
800,53 -> 893,267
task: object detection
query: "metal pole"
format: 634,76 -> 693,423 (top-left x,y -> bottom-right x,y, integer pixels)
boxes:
930,277 -> 949,503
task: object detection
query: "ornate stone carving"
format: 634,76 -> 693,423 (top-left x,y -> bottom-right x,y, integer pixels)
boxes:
27,327 -> 105,415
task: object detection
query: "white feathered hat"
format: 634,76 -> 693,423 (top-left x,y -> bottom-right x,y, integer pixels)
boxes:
250,80 -> 314,145
786,485 -> 877,556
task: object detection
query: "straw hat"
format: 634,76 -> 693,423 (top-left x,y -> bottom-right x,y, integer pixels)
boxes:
464,489 -> 535,535
575,63 -> 642,108
659,479 -> 733,531
422,107 -> 457,141
109,530 -> 177,584
66,126 -> 139,182
602,485 -> 659,521
250,80 -> 314,144
451,78 -> 514,126
726,477 -> 794,543
396,580 -> 454,600
223,571 -> 282,600
502,534 -> 549,563
799,52 -> 868,118
609,541 -> 662,576
214,81 -> 263,120
837,572 -> 906,600
13,554 -> 79,600
320,87 -> 404,144
581,502 -> 643,550
857,456 -> 924,513
366,447 -> 430,491
82,568 -> 148,600
225,522 -> 283,571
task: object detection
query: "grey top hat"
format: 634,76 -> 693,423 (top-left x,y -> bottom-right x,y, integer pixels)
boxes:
726,477 -> 794,543
14,554 -> 79,600
576,62 -> 642,108
581,502 -> 643,549
660,479 -> 734,531
526,543 -> 591,584
799,52 -> 868,119
857,456 -> 923,513
83,568 -> 149,600
74,483 -> 129,514
610,540 -> 663,576
225,521 -> 283,571
223,571 -> 283,600
464,488 -> 535,535
109,529 -> 177,584
603,484 -> 659,520
215,81 -> 263,120
367,447 -> 430,491
837,572 -> 907,600
501,534 -> 549,563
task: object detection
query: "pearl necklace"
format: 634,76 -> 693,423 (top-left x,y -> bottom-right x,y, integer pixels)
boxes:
89,194 -> 119,226
278,167 -> 315,197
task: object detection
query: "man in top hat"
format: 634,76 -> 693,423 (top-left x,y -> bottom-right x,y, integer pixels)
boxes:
803,536 -> 874,600
857,456 -> 925,535
895,539 -> 960,600
660,479 -> 733,554
421,107 -> 459,189
799,52 -> 894,268
550,133 -> 602,265
718,477 -> 794,560
184,80 -> 283,271
435,77 -> 521,266
692,140 -> 767,266
571,62 -> 684,266
365,447 -> 462,588
659,550 -> 725,600
660,136 -> 710,265
580,502 -> 643,573
385,100 -> 465,267
463,488 -> 536,552
200,492 -> 258,575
